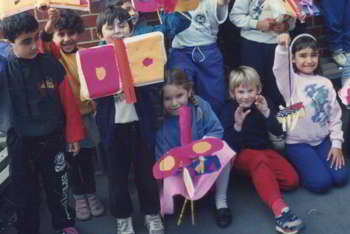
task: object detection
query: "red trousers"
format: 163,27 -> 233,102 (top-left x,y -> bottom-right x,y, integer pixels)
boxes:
235,149 -> 299,209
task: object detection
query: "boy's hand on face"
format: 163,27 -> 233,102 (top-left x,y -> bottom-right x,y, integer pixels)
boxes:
45,8 -> 60,34
327,147 -> 345,170
234,105 -> 251,132
271,21 -> 288,33
277,33 -> 290,48
255,95 -> 270,118
68,142 -> 80,156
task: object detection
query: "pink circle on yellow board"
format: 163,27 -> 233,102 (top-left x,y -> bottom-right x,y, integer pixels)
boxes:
159,155 -> 175,171
192,142 -> 211,154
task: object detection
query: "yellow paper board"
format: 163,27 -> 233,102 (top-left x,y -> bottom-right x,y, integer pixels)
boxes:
175,0 -> 199,12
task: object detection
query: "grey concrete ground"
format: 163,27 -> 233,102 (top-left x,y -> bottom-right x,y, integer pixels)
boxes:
3,166 -> 350,234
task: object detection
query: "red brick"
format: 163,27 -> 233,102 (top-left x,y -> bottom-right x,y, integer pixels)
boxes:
90,1 -> 103,14
82,14 -> 98,28
79,29 -> 93,41
91,28 -> 99,40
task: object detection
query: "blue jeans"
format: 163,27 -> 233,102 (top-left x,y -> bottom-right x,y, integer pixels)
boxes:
320,0 -> 350,52
167,43 -> 225,118
286,138 -> 349,193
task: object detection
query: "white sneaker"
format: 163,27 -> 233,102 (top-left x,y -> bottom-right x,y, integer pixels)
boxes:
116,217 -> 135,234
145,214 -> 165,234
333,51 -> 347,66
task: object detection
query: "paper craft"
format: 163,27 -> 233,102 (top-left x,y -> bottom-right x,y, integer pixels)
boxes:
0,0 -> 90,19
262,0 -> 304,23
132,0 -> 199,12
159,138 -> 235,215
299,0 -> 320,16
77,32 -> 166,102
276,102 -> 305,131
153,138 -> 224,179
338,79 -> 350,106
77,44 -> 121,101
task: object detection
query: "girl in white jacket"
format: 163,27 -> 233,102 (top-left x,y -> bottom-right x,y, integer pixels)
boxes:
274,33 -> 349,193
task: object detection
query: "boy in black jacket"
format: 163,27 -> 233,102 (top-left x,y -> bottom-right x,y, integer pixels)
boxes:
0,13 -> 84,234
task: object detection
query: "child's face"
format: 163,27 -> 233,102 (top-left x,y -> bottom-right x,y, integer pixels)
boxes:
232,83 -> 259,108
163,84 -> 192,116
53,29 -> 79,53
292,47 -> 319,75
101,21 -> 131,43
12,30 -> 39,59
120,1 -> 139,25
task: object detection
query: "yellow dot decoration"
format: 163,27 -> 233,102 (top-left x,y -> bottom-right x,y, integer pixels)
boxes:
159,155 -> 175,171
192,142 -> 211,154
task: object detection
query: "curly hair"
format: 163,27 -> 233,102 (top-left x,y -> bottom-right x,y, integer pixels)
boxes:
0,12 -> 38,42
55,9 -> 84,34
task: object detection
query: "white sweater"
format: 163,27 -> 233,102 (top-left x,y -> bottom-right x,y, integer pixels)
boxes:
273,45 -> 343,148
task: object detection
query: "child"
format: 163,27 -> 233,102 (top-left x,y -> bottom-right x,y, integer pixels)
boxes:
274,33 -> 349,193
40,8 -> 105,221
0,12 -> 84,234
102,0 -> 191,44
95,7 -> 165,234
227,66 -> 303,234
230,0 -> 296,110
319,0 -> 350,66
155,69 -> 233,228
167,0 -> 230,118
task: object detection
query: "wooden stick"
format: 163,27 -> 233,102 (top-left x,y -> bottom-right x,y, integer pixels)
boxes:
177,199 -> 188,226
191,200 -> 195,225
157,8 -> 163,25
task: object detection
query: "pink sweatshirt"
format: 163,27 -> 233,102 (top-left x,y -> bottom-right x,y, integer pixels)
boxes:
273,44 -> 343,149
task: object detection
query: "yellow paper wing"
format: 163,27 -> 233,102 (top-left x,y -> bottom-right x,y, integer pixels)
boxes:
124,32 -> 166,87
0,0 -> 36,18
175,0 -> 199,12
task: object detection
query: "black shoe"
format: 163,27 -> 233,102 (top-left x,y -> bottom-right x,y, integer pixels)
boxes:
215,208 -> 232,228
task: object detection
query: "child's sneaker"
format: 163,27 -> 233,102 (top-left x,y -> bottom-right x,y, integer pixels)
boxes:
75,197 -> 91,221
275,208 -> 304,234
333,51 -> 347,66
56,227 -> 79,234
87,194 -> 105,217
116,217 -> 135,234
144,214 -> 164,234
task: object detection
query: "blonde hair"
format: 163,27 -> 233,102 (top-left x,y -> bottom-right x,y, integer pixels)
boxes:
228,66 -> 262,99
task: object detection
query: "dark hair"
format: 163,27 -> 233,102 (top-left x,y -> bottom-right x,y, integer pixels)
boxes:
291,35 -> 321,74
55,9 -> 84,34
96,6 -> 133,36
104,0 -> 129,8
0,12 -> 38,42
161,69 -> 197,105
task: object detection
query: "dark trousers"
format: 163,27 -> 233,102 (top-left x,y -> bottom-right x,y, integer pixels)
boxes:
240,38 -> 285,110
7,129 -> 74,234
168,43 -> 226,118
105,122 -> 160,218
66,148 -> 97,196
320,0 -> 350,52
286,137 -> 349,193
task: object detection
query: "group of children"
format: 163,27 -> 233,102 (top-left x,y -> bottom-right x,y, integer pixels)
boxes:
0,0 -> 349,234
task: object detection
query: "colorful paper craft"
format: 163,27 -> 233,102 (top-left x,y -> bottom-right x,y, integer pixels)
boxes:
153,138 -> 224,179
160,138 -> 236,215
132,0 -> 199,12
76,44 -> 121,101
276,102 -> 305,131
0,0 -> 90,19
77,32 -> 166,102
262,0 -> 304,23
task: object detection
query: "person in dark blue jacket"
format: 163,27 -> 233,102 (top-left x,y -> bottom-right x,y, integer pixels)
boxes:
95,7 -> 169,234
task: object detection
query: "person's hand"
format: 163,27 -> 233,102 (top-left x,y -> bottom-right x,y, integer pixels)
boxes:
327,147 -> 345,170
256,18 -> 276,32
255,95 -> 270,118
68,142 -> 80,156
45,8 -> 60,34
277,33 -> 290,48
234,105 -> 251,131
271,21 -> 288,33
